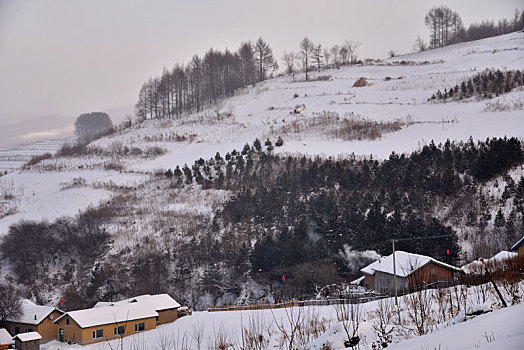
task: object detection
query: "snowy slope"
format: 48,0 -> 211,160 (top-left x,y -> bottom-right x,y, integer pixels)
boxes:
1,32 -> 523,236
387,302 -> 524,350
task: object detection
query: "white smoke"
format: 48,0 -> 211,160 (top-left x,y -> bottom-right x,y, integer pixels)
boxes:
338,244 -> 381,274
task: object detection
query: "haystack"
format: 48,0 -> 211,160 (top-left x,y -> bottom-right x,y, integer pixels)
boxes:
353,77 -> 369,87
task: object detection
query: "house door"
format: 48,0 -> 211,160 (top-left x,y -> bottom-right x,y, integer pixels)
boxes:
59,328 -> 64,342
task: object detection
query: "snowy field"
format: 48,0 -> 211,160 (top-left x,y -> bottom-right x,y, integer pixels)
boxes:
39,283 -> 524,350
0,137 -> 72,173
387,302 -> 524,350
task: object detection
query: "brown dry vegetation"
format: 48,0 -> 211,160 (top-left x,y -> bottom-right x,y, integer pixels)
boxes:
278,111 -> 406,141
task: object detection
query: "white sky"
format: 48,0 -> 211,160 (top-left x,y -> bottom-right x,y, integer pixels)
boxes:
0,0 -> 521,122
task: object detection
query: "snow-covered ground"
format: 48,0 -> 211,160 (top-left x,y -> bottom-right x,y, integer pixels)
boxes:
387,302 -> 524,350
39,282 -> 524,350
0,137 -> 72,173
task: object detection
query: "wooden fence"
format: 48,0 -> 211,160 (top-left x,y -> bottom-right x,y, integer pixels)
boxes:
208,294 -> 387,312
208,300 -> 299,312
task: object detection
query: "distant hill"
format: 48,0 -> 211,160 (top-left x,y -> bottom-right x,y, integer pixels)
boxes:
0,114 -> 73,148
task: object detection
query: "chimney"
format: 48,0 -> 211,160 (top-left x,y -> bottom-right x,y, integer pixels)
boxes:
34,314 -> 37,320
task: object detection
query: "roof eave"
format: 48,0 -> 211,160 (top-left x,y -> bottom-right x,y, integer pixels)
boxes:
511,237 -> 524,251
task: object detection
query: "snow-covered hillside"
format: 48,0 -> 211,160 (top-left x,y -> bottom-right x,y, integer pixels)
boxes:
1,32 -> 523,238
0,30 -> 523,350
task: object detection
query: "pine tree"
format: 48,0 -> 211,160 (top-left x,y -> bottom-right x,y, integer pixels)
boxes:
494,208 -> 506,228
253,138 -> 262,152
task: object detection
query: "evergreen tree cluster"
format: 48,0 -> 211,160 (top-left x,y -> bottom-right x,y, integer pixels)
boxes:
163,137 -> 284,190
164,136 -> 523,284
430,70 -> 523,102
135,38 -> 276,120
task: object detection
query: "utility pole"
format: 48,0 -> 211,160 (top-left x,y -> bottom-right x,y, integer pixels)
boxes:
392,239 -> 398,306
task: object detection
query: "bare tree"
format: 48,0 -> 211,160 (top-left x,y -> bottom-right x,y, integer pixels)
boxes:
210,322 -> 233,350
501,256 -> 522,305
330,45 -> 340,68
281,52 -> 296,75
323,47 -> 332,67
413,36 -> 427,52
312,44 -> 323,72
254,37 -> 275,82
0,284 -> 22,322
344,40 -> 362,64
238,41 -> 256,86
425,6 -> 463,48
212,99 -> 226,121
403,289 -> 435,336
191,321 -> 204,350
370,298 -> 394,349
334,301 -> 361,348
241,312 -> 270,350
272,305 -> 306,350
299,37 -> 314,81
339,45 -> 349,65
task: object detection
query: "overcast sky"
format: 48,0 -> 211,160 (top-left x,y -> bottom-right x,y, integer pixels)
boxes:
0,0 -> 521,123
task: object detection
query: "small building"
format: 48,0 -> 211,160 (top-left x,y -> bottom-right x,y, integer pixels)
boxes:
0,300 -> 63,343
53,303 -> 158,345
0,328 -> 14,349
93,294 -> 181,325
510,236 -> 524,257
461,250 -> 517,274
176,306 -> 192,318
12,332 -> 41,350
360,251 -> 461,293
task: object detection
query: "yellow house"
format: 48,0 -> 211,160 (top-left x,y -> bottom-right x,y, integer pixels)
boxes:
511,236 -> 524,257
0,328 -> 14,349
0,299 -> 63,343
53,304 -> 158,345
93,294 -> 180,325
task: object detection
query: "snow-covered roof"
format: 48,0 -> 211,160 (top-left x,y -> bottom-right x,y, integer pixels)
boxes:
350,276 -> 365,285
0,328 -> 14,345
461,251 -> 518,274
5,299 -> 58,325
93,294 -> 180,311
511,236 -> 524,251
360,251 -> 460,277
55,303 -> 158,328
13,331 -> 42,342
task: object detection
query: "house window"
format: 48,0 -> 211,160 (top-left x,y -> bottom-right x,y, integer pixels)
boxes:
24,328 -> 34,333
114,325 -> 125,335
430,267 -> 436,277
12,326 -> 20,335
93,329 -> 104,339
66,318 -> 70,325
135,322 -> 145,332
